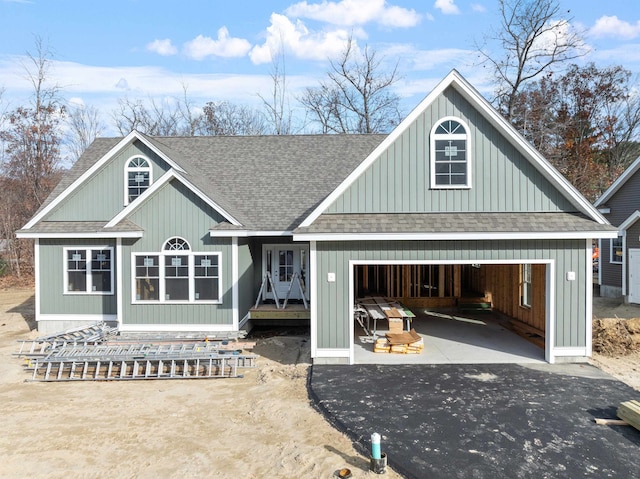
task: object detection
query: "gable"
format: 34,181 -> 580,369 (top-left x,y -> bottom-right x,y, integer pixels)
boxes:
45,140 -> 170,222
597,163 -> 640,228
125,178 -> 227,250
326,85 -> 573,215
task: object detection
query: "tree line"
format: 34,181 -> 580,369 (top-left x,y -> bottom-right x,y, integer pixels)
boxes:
1,0 -> 640,279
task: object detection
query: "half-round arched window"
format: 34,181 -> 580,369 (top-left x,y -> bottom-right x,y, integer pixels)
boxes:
430,117 -> 471,188
163,237 -> 191,251
125,156 -> 152,204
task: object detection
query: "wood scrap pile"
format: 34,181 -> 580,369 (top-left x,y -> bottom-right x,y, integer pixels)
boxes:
617,400 -> 640,431
592,318 -> 640,356
374,328 -> 424,354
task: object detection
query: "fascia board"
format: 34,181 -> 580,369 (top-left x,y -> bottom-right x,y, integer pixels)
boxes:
106,170 -> 241,228
16,231 -> 143,239
618,210 -> 640,232
594,155 -> 640,207
135,131 -> 186,174
209,230 -> 292,238
22,131 -> 141,229
293,231 -> 619,241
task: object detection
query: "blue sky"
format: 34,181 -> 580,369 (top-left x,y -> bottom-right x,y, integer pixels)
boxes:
1,0 -> 640,134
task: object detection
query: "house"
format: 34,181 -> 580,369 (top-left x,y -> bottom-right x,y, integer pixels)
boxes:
17,70 -> 617,364
594,156 -> 640,302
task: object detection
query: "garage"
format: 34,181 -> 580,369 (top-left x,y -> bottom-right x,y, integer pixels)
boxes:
351,262 -> 548,364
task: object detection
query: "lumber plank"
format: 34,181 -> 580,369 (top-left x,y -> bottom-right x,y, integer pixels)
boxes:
594,418 -> 629,426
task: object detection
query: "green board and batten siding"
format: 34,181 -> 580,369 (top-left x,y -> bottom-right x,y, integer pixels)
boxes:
327,87 -> 573,214
120,179 -> 234,326
39,238 -> 117,315
47,141 -> 170,221
315,240 -> 587,350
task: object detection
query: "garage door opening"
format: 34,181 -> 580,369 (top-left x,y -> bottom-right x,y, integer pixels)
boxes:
352,263 -> 547,364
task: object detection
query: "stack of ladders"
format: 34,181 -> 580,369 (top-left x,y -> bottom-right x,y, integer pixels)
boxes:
374,329 -> 424,354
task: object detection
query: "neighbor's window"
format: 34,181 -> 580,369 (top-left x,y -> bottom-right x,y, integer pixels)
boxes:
126,156 -> 152,204
133,237 -> 221,303
521,264 -> 532,308
65,247 -> 114,294
431,117 -> 470,188
611,236 -> 623,264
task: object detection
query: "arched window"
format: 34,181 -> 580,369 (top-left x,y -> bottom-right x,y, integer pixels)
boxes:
126,157 -> 152,204
430,117 -> 470,188
133,237 -> 221,303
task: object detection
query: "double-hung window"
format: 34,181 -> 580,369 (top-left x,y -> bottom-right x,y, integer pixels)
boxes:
611,236 -> 623,264
133,237 -> 221,303
431,117 -> 470,188
125,156 -> 152,204
65,247 -> 114,294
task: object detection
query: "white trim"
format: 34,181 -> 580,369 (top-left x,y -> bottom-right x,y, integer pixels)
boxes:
310,241 -> 318,359
232,237 -> 239,330
17,231 -> 143,239
347,258 -> 555,365
552,347 -> 588,357
294,231 -> 618,242
34,239 -> 40,323
63,246 -> 115,295
38,314 -> 118,322
116,238 -> 123,327
106,169 -> 241,229
430,116 -> 472,189
586,239 -> 593,358
314,348 -> 351,358
22,130 -> 185,230
299,70 -> 609,228
618,210 -> 640,232
131,250 -> 223,304
123,154 -> 153,206
210,230 -> 293,238
595,155 -> 640,207
622,234 -> 627,295
118,323 -> 236,332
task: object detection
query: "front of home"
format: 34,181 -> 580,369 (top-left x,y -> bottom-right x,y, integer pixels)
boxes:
18,70 -> 617,364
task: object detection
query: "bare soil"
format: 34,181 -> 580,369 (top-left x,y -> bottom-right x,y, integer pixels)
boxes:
0,287 -> 403,479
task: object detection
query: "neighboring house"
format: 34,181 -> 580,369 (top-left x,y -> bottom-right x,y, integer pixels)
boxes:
18,70 -> 616,364
594,156 -> 640,302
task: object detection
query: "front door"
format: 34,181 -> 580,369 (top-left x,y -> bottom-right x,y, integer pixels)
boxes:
263,245 -> 308,301
629,249 -> 640,303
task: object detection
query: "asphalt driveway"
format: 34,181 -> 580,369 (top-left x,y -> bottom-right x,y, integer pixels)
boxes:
309,364 -> 640,478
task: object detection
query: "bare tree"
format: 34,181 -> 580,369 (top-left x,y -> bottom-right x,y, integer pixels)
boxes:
112,96 -> 183,136
258,46 -> 293,135
300,38 -> 402,134
0,38 -> 65,276
478,0 -> 585,120
66,104 -> 104,163
201,101 -> 266,136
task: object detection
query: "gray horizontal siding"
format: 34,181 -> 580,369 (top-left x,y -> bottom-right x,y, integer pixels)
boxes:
46,141 -> 169,222
315,239 -> 587,350
327,86 -> 572,215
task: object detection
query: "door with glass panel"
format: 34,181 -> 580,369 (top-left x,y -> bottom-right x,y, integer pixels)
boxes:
263,245 -> 308,301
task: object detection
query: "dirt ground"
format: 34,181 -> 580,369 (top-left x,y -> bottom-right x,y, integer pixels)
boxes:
1,290 -> 639,479
0,288 -> 404,479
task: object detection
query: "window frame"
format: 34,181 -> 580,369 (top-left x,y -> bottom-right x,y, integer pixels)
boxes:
520,263 -> 532,308
63,246 -> 114,295
124,155 -> 153,205
132,237 -> 222,304
610,236 -> 623,264
430,116 -> 471,189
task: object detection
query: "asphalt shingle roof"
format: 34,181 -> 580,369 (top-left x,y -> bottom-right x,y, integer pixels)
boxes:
294,212 -> 617,235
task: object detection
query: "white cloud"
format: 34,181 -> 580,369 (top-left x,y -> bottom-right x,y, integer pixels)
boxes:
471,3 -> 486,13
590,15 -> 640,40
183,27 -> 252,60
285,0 -> 421,28
434,0 -> 460,15
249,13 -> 352,64
146,39 -> 177,56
